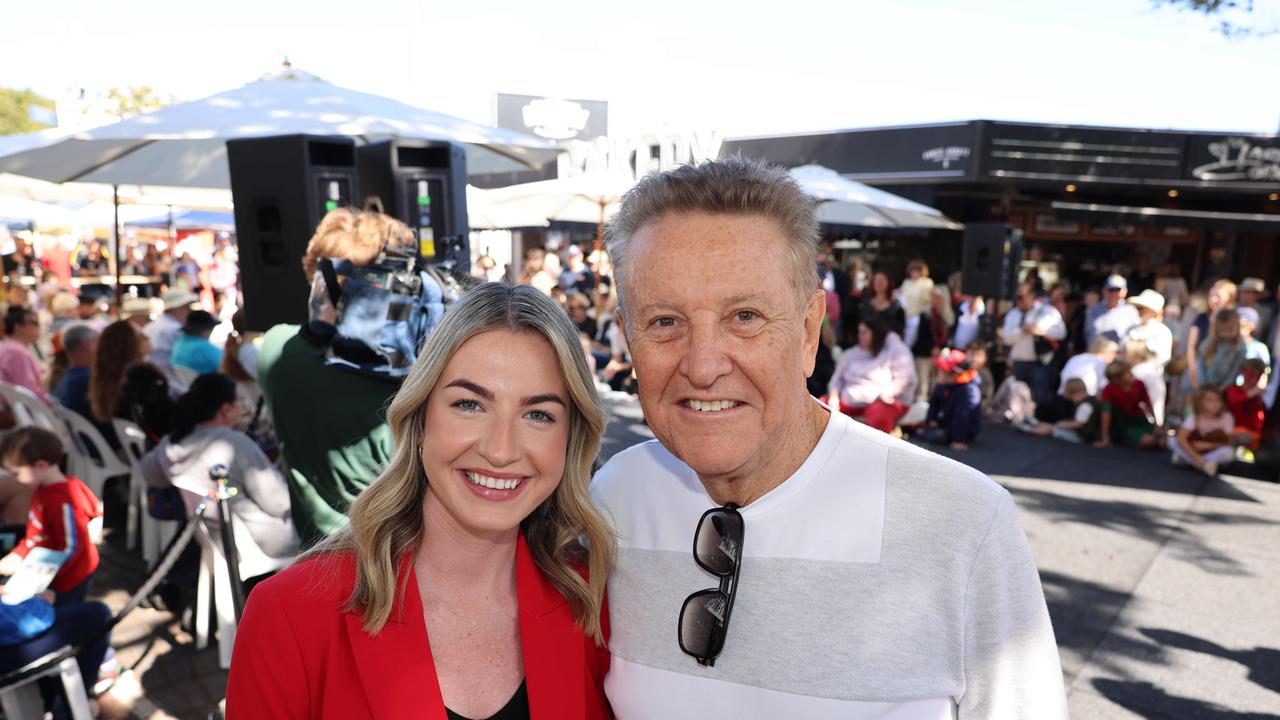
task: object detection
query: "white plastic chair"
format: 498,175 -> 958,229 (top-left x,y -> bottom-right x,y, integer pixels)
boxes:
112,418 -> 176,560
51,405 -> 131,503
0,650 -> 93,720
192,508 -> 293,669
0,382 -> 71,445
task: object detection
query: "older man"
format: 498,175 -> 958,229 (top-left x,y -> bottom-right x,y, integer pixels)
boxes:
1085,274 -> 1140,348
592,159 -> 1067,718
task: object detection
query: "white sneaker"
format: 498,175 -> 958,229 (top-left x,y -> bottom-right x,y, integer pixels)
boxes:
1202,461 -> 1218,477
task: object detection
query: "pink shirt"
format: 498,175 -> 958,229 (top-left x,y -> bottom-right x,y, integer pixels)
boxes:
1182,412 -> 1234,436
0,339 -> 49,403
832,333 -> 916,406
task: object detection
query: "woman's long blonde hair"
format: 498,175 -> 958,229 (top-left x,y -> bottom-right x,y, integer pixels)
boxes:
310,283 -> 615,642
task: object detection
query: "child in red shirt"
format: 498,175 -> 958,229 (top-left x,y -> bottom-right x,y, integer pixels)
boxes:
1225,359 -> 1267,451
1095,360 -> 1162,450
0,427 -> 101,605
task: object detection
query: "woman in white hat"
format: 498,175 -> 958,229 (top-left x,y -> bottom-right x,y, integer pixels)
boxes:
1123,289 -> 1173,426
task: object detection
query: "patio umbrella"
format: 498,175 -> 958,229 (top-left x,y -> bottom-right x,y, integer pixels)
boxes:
0,64 -> 561,189
790,164 -> 962,230
466,186 -> 549,230
484,172 -> 637,246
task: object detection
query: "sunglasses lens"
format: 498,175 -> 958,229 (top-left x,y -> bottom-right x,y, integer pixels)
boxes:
694,508 -> 743,576
679,589 -> 728,659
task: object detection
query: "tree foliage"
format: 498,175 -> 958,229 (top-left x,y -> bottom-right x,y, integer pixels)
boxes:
0,88 -> 56,136
104,86 -> 169,120
1154,0 -> 1278,37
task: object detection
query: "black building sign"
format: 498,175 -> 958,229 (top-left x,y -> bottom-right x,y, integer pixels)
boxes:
1186,135 -> 1280,183
981,122 -> 1185,183
723,120 -> 1280,192
495,93 -> 608,143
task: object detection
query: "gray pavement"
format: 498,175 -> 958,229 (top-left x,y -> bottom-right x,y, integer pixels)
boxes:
86,397 -> 1279,718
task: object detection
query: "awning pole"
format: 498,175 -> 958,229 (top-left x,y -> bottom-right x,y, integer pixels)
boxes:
113,184 -> 121,319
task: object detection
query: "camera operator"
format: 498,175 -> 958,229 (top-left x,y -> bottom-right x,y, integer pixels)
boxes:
257,208 -> 416,547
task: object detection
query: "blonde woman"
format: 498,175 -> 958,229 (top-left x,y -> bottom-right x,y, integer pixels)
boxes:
227,283 -> 615,720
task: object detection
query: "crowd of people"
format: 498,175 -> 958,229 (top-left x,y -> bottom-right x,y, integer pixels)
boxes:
816,253 -> 1277,477
0,157 -> 1274,717
0,239 -> 275,717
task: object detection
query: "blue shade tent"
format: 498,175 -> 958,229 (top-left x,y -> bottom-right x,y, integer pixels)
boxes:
124,209 -> 235,232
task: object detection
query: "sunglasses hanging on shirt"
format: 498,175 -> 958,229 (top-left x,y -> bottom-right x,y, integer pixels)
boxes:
678,503 -> 744,667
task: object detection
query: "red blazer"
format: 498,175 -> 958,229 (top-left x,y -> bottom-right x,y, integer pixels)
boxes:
226,534 -> 611,719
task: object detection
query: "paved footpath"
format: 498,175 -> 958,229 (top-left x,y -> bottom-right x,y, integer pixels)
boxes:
89,398 -> 1278,718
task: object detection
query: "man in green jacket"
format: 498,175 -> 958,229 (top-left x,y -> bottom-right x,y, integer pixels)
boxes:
257,209 -> 411,547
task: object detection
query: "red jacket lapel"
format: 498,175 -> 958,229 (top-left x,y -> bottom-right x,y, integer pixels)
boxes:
517,534 -> 592,720
344,538 -> 598,720
345,555 -> 447,720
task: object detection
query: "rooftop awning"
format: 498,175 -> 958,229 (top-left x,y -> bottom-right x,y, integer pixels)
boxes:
1051,201 -> 1280,227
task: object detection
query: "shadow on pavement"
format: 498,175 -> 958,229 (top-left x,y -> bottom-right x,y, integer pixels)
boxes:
1013,487 -> 1263,577
1092,679 -> 1279,719
1040,570 -> 1161,680
930,425 -> 1262,502
1140,628 -> 1280,697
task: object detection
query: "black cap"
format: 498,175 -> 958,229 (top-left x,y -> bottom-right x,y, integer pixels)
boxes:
182,310 -> 218,333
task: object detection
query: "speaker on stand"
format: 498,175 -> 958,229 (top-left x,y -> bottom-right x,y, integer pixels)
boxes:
357,139 -> 470,273
227,134 -> 359,331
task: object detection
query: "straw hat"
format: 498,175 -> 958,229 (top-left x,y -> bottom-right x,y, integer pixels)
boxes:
162,288 -> 199,310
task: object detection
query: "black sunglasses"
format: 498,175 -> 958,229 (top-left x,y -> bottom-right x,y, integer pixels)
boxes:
678,504 -> 744,667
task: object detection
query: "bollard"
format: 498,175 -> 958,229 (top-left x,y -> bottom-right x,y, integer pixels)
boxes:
208,464 -> 246,622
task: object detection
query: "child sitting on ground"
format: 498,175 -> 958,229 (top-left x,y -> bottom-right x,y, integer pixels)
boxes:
1095,360 -> 1163,450
1171,387 -> 1235,477
0,427 -> 102,604
1017,378 -> 1101,444
1225,358 -> 1267,453
920,348 -> 982,451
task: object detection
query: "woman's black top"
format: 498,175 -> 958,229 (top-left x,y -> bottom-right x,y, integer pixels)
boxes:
445,680 -> 529,720
574,316 -> 599,340
860,298 -> 906,338
118,362 -> 175,446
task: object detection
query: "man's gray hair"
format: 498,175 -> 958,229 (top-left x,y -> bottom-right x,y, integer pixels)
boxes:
604,157 -> 821,311
61,323 -> 97,355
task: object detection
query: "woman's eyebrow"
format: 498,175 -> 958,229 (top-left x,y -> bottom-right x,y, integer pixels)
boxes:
522,393 -> 566,407
444,379 -> 493,400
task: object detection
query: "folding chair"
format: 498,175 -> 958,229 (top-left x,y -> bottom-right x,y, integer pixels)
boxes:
51,405 -> 130,505
192,504 -> 293,669
0,382 -> 71,445
0,650 -> 93,720
111,418 -> 174,560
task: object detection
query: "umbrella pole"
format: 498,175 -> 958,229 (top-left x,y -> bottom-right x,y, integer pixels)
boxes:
595,201 -> 605,251
113,184 -> 121,319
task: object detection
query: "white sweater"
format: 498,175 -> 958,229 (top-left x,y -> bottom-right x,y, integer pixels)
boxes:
592,407 -> 1069,719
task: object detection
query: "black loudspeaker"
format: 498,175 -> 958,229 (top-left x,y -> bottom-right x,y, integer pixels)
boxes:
228,134 -> 359,331
357,139 -> 470,271
960,223 -> 1023,300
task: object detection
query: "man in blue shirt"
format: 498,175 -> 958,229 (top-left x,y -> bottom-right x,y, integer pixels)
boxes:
55,324 -> 98,419
170,311 -> 223,376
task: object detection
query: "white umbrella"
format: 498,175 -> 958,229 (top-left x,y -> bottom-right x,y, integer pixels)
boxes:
466,186 -> 549,230
485,172 -> 636,223
484,172 -> 637,246
0,64 -> 561,189
790,164 -> 962,230
0,197 -> 77,228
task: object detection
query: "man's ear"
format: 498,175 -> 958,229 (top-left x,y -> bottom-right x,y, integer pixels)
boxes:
616,307 -> 631,348
801,290 -> 825,378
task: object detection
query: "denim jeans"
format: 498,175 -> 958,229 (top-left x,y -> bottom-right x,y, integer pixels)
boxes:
1013,360 -> 1057,410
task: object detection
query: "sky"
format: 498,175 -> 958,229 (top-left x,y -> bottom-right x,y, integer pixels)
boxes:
3,0 -> 1280,140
